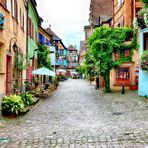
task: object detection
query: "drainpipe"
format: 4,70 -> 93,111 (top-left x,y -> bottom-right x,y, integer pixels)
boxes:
131,0 -> 134,27
26,1 -> 28,82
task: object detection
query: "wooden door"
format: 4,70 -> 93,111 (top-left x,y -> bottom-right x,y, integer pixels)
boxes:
6,55 -> 12,95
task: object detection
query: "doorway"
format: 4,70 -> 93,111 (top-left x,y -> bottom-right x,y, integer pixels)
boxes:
6,55 -> 12,95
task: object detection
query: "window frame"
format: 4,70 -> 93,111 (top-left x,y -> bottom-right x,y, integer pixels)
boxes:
116,67 -> 130,86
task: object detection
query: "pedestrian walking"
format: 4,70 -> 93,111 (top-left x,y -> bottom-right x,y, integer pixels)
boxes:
95,76 -> 99,89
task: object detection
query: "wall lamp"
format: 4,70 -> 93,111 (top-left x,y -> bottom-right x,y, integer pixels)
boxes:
9,37 -> 18,52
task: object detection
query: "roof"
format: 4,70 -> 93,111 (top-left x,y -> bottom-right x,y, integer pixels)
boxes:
45,28 -> 61,41
68,45 -> 77,51
30,0 -> 41,23
45,27 -> 67,49
39,25 -> 53,39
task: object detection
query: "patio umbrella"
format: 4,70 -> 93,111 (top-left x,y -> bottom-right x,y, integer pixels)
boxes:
32,67 -> 55,77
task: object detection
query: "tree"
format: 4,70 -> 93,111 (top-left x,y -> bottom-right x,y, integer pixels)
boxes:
141,0 -> 148,6
87,26 -> 137,92
37,44 -> 52,70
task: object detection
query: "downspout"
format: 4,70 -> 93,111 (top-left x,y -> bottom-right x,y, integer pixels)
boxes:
131,0 -> 134,27
26,1 -> 28,81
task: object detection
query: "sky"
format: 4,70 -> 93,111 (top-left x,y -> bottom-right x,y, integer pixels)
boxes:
36,0 -> 90,50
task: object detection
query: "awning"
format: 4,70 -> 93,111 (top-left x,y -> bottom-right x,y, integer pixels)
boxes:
32,67 -> 55,77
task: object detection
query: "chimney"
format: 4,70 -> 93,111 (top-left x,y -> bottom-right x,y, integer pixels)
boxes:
49,25 -> 51,30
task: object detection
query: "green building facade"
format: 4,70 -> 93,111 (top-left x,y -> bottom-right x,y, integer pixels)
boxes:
27,0 -> 40,81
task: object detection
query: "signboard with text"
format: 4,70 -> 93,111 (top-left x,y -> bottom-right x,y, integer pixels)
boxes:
28,66 -> 33,82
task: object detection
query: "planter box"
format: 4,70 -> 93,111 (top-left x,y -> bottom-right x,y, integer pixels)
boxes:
130,85 -> 138,90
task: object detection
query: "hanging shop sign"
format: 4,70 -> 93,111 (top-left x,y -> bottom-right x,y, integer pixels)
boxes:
0,12 -> 5,30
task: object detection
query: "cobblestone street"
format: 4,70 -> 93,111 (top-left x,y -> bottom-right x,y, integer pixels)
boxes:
0,79 -> 148,147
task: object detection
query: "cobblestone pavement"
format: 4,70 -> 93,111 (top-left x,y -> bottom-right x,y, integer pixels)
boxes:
0,79 -> 148,147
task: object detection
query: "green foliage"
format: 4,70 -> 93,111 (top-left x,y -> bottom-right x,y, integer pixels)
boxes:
140,50 -> 148,71
19,92 -> 35,106
86,26 -> 137,92
37,44 -> 52,70
1,95 -> 24,115
76,64 -> 86,75
141,0 -> 148,6
15,53 -> 26,71
84,50 -> 100,78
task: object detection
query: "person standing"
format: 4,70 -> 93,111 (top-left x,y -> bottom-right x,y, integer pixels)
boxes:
95,76 -> 99,89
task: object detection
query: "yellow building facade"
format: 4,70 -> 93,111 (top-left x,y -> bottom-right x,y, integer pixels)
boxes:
0,0 -> 27,96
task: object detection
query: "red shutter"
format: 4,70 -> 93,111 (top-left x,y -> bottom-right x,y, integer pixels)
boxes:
28,18 -> 31,36
22,13 -> 24,30
30,21 -> 32,38
16,0 -> 18,21
27,18 -> 29,35
30,19 -> 31,37
20,8 -> 21,26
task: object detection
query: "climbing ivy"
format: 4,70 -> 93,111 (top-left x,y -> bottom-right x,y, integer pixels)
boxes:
86,26 -> 137,92
141,0 -> 148,6
37,44 -> 52,70
15,52 -> 25,71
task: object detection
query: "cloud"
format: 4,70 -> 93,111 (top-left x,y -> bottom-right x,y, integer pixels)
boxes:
36,0 -> 90,49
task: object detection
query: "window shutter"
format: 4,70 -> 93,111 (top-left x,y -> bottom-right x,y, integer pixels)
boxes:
29,18 -> 31,36
27,17 -> 29,35
20,8 -> 21,26
22,13 -> 24,30
32,23 -> 34,40
30,21 -> 32,37
28,18 -> 31,36
16,0 -> 18,21
17,1 -> 20,23
24,12 -> 26,31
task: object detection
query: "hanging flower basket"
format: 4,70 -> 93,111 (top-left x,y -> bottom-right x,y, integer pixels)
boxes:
136,8 -> 148,29
140,50 -> 148,71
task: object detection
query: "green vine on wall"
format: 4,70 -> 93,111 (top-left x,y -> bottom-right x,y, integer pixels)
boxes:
15,51 -> 25,71
37,44 -> 52,70
86,26 -> 137,92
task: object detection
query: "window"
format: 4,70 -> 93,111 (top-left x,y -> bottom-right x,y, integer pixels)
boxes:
116,68 -> 130,85
135,8 -> 141,17
28,18 -> 34,40
124,49 -> 130,57
118,0 -> 122,8
143,32 -> 148,50
11,0 -> 18,21
0,0 -> 10,11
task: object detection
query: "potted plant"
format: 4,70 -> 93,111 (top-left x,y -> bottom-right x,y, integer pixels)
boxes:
1,95 -> 24,116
